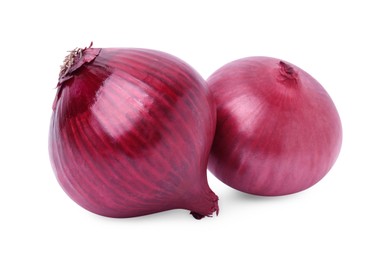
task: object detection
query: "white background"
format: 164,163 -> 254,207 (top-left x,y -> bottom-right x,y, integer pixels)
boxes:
1,0 -> 384,259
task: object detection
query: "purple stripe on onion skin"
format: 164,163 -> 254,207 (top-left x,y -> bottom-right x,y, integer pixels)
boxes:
54,90 -> 91,202
96,73 -> 194,179
99,53 -> 208,165
72,116 -> 130,201
75,116 -> 162,216
84,114 -> 164,208
110,48 -> 213,213
90,88 -> 168,191
52,95 -> 80,198
119,59 -> 204,156
49,118 -> 79,202
53,116 -> 101,212
128,50 -> 209,117
70,107 -> 173,216
98,49 -> 208,120
68,116 -> 125,212
125,48 -> 205,90
77,81 -> 181,208
112,49 -> 207,106
100,60 -> 213,190
54,73 -> 163,216
96,58 -> 190,140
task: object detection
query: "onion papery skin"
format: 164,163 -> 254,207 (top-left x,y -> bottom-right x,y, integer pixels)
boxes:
207,57 -> 342,196
49,46 -> 218,219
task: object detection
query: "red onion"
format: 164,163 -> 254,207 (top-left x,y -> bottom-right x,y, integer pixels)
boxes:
49,44 -> 218,219
207,57 -> 342,196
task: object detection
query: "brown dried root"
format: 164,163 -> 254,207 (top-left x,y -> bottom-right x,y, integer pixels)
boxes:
59,42 -> 93,78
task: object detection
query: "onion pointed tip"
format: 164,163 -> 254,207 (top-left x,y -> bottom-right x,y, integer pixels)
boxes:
189,197 -> 219,220
190,211 -> 205,220
277,60 -> 299,87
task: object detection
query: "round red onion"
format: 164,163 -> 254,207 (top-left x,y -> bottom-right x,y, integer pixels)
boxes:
49,44 -> 218,219
207,57 -> 342,196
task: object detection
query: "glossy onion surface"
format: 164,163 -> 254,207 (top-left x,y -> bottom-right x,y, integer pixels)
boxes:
49,46 -> 218,218
207,57 -> 342,196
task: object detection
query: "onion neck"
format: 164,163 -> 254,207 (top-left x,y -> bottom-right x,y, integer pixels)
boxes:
58,42 -> 101,83
53,43 -> 101,111
277,61 -> 299,88
59,47 -> 84,78
189,190 -> 219,220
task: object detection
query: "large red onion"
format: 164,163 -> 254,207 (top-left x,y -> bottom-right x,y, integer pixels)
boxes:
49,44 -> 218,219
207,57 -> 342,196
